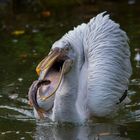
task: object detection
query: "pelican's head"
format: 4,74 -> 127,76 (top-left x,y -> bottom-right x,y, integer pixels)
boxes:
37,41 -> 75,77
29,41 -> 76,118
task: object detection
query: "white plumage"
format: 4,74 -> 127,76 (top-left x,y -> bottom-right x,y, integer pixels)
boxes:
83,13 -> 132,117
30,12 -> 132,123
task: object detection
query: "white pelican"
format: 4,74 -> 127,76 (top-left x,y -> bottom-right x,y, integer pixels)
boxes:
28,12 -> 132,123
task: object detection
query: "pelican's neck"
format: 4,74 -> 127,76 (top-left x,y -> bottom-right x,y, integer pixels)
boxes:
51,23 -> 87,123
52,62 -> 80,122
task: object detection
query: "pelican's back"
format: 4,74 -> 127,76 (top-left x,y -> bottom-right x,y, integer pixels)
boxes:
83,12 -> 132,117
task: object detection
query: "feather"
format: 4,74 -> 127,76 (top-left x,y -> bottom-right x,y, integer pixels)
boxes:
83,12 -> 132,116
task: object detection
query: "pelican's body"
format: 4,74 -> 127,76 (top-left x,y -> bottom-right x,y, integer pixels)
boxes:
28,12 -> 132,123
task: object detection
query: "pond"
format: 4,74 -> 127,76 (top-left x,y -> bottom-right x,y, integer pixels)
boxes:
0,0 -> 140,139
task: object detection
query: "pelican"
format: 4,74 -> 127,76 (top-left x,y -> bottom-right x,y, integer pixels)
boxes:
28,12 -> 132,123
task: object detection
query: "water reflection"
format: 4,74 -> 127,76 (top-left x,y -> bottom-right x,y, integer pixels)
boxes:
35,122 -> 130,140
134,48 -> 140,68
128,0 -> 136,5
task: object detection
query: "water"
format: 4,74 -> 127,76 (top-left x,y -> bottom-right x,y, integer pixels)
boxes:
0,1 -> 140,139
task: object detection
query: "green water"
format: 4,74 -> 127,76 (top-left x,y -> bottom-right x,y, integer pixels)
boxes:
0,1 -> 140,139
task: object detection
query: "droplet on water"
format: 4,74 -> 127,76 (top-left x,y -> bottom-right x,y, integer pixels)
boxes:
9,94 -> 18,99
18,78 -> 23,82
16,131 -> 20,134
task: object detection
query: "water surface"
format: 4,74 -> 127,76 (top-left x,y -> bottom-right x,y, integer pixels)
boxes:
0,1 -> 140,140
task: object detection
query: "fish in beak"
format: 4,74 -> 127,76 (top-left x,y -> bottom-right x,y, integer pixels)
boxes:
28,47 -> 73,118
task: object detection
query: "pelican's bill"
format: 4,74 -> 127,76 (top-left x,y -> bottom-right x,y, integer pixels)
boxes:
36,48 -> 73,102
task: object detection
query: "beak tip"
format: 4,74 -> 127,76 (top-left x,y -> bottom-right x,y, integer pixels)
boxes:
36,68 -> 41,75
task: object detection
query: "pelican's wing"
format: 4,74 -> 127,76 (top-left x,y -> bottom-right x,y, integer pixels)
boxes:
83,12 -> 132,117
